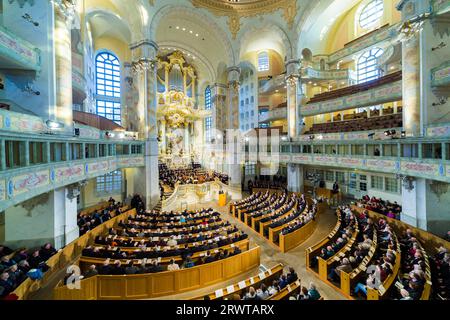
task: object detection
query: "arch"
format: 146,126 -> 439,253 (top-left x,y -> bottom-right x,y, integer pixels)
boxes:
301,48 -> 313,61
85,8 -> 133,45
149,4 -> 235,66
157,41 -> 216,83
237,20 -> 293,61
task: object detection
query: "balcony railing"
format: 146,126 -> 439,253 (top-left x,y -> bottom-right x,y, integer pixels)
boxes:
303,72 -> 402,116
280,137 -> 450,183
0,25 -> 40,71
302,67 -> 356,81
258,107 -> 287,123
259,74 -> 285,94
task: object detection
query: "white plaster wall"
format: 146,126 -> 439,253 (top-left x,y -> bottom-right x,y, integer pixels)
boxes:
2,1 -> 56,119
4,192 -> 55,249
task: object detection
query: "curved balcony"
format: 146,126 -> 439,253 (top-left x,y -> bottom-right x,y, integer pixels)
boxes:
280,137 -> 450,183
73,110 -> 124,131
303,71 -> 402,116
0,25 -> 40,72
259,74 -> 286,94
259,106 -> 287,123
302,67 -> 356,81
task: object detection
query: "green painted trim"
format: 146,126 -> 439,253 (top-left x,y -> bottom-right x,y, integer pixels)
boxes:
431,60 -> 450,87
0,155 -> 144,212
280,152 -> 449,183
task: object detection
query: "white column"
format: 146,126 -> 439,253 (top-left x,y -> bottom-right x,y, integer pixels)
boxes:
130,40 -> 160,209
184,123 -> 190,156
53,1 -> 74,130
287,164 -> 303,193
160,120 -> 167,154
226,67 -> 242,192
286,59 -> 301,138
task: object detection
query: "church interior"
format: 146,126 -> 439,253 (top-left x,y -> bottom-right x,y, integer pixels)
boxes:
0,0 -> 449,302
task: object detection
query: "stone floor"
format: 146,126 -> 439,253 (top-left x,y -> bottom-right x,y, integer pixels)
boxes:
152,199 -> 346,300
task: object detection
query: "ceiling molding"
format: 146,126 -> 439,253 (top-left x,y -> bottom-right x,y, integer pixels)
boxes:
149,4 -> 235,65
191,0 -> 298,39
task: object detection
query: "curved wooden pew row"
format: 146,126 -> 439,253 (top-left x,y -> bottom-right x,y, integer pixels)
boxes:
53,246 -> 261,300
78,238 -> 250,271
190,263 -> 284,300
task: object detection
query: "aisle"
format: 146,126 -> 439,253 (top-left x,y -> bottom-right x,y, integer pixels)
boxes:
153,199 -> 346,300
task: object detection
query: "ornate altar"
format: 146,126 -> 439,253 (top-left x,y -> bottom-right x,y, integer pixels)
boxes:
156,51 -> 202,158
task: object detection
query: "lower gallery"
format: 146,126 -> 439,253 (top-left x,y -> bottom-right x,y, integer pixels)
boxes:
0,0 -> 449,308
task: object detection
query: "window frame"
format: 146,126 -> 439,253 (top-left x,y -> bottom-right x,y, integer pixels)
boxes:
95,51 -> 122,125
257,51 -> 270,72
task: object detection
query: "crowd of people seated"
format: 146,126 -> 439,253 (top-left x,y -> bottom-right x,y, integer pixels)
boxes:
327,208 -> 374,285
280,199 -> 318,236
242,192 -> 288,224
259,194 -> 299,236
159,167 -> 229,189
248,176 -> 287,193
305,112 -> 402,134
431,246 -> 450,299
79,207 -> 249,275
204,267 -> 321,300
0,243 -> 58,299
310,206 -> 356,268
77,197 -> 127,235
356,195 -> 402,220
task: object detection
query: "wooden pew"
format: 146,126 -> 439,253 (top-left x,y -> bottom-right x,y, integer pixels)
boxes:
305,214 -> 341,269
54,246 -> 261,300
190,263 -> 284,300
11,207 -> 137,300
279,218 -> 318,253
366,233 -> 402,300
79,201 -> 109,216
317,223 -> 359,281
268,279 -> 301,300
259,202 -> 297,237
91,230 -> 242,252
340,227 -> 378,297
78,238 -> 250,271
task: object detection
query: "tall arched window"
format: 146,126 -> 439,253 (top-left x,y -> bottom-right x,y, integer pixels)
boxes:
357,47 -> 384,84
205,86 -> 211,110
95,52 -> 121,125
258,52 -> 269,72
359,0 -> 384,29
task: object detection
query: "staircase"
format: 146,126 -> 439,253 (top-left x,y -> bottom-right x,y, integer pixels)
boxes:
153,200 -> 162,213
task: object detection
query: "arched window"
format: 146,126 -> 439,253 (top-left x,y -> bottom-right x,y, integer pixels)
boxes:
258,52 -> 269,72
205,86 -> 211,110
359,0 -> 384,29
95,52 -> 121,125
357,47 -> 384,83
